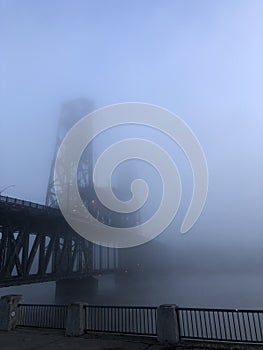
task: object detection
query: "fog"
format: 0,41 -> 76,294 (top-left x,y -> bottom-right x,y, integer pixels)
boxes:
1,0 -> 263,308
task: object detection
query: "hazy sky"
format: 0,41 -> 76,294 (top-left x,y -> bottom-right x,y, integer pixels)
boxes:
1,1 -> 263,257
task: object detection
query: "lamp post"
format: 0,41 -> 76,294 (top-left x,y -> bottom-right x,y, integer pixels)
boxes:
0,185 -> 15,196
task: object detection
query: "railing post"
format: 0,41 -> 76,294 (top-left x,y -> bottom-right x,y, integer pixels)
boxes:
0,294 -> 24,331
157,304 -> 180,345
65,302 -> 85,336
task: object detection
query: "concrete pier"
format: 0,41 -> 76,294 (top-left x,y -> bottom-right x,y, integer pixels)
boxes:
65,302 -> 85,336
157,304 -> 180,345
55,277 -> 98,304
0,294 -> 24,331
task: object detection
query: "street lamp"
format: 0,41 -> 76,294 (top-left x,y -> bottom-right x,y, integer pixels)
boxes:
0,185 -> 15,195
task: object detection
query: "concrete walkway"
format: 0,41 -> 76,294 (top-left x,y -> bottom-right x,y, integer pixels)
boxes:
2,328 -> 159,350
0,328 -> 259,350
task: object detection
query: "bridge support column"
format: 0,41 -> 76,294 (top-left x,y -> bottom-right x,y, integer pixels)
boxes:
0,295 -> 24,331
157,304 -> 180,345
55,277 -> 98,304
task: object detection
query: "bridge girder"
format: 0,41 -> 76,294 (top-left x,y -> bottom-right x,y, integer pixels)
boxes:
0,196 -> 118,287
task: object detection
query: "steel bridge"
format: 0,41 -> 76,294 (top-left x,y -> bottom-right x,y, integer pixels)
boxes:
0,195 -> 118,287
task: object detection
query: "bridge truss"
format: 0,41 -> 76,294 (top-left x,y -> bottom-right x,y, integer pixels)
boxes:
0,196 -> 118,287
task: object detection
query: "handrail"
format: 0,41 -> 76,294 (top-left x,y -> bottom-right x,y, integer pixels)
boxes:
0,195 -> 58,211
15,303 -> 263,343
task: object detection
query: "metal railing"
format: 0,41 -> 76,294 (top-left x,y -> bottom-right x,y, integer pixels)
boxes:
84,305 -> 157,335
178,307 -> 263,343
0,195 -> 57,211
17,304 -> 67,329
15,303 -> 263,343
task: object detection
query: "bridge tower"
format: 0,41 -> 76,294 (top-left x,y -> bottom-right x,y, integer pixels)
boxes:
46,98 -> 118,303
46,98 -> 94,208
